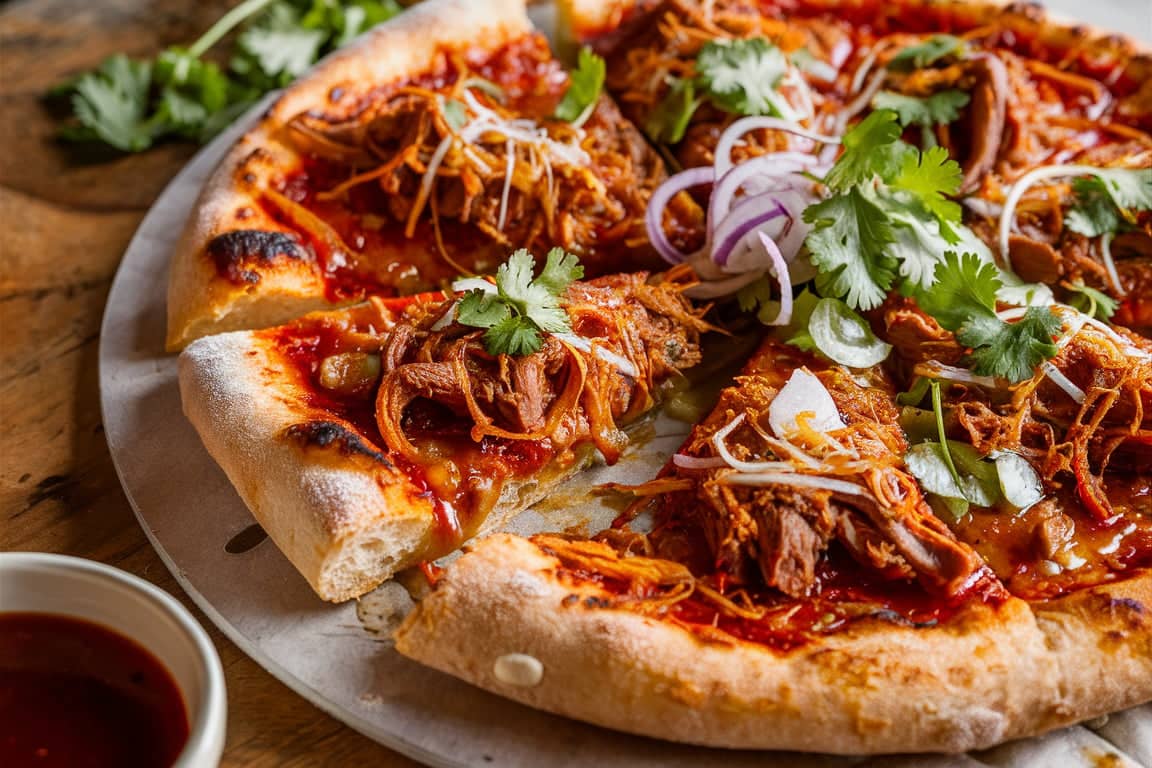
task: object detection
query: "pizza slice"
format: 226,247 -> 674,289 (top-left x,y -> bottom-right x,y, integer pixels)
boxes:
179,251 -> 710,601
166,0 -> 669,349
395,328 -> 1152,753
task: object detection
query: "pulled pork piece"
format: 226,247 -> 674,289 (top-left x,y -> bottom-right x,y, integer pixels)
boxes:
374,272 -> 710,467
666,339 -> 989,599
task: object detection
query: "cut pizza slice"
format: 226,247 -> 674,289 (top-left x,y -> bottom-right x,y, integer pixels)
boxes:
395,331 -> 1152,753
558,0 -> 1151,328
179,253 -> 710,601
167,0 -> 669,349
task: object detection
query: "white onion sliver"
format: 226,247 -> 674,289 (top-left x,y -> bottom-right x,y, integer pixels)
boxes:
551,333 -> 639,378
429,300 -> 459,331
917,362 -> 1002,389
768,368 -> 847,440
1040,362 -> 1086,404
497,137 -> 514,232
672,454 -> 730,470
710,413 -> 794,473
1100,232 -> 1126,296
413,134 -> 455,225
721,471 -> 871,497
757,231 -> 793,326
451,277 -> 496,294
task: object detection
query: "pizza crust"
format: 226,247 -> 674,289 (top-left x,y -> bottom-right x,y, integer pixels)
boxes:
166,0 -> 533,351
395,533 -> 1152,753
177,309 -> 599,601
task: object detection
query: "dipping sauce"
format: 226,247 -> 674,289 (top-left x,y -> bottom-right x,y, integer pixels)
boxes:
0,613 -> 188,768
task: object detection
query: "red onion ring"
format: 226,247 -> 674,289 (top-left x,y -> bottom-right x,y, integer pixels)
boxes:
644,166 -> 715,265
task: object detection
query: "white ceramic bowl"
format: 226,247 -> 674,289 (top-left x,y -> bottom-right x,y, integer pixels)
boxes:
0,552 -> 227,767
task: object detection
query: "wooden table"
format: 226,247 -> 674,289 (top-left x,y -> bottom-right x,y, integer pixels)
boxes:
0,2 -> 418,764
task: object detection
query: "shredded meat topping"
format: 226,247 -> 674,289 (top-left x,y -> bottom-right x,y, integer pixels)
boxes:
664,340 -> 990,599
373,273 -> 710,467
285,36 -> 666,277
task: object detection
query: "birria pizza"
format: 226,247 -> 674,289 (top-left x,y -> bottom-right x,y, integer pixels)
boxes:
173,0 -> 1152,754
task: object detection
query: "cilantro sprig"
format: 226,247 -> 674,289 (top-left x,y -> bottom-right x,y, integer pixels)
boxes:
1065,169 -> 1152,237
645,36 -> 797,143
804,110 -> 970,310
887,35 -> 968,71
53,0 -> 402,152
554,48 -> 606,126
912,253 -> 1061,382
457,248 -> 584,356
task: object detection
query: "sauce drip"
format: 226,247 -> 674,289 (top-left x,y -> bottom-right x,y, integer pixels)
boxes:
0,613 -> 188,768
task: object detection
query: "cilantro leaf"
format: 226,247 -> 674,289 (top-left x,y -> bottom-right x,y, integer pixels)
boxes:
1066,177 -> 1120,237
645,77 -> 700,144
804,188 -> 897,310
912,252 -> 1000,332
554,47 -> 605,124
457,289 -> 510,327
456,249 -> 581,356
1095,167 -> 1152,210
696,38 -> 793,119
1064,281 -> 1118,321
1066,169 -> 1152,237
823,110 -> 909,191
888,35 -> 967,71
872,89 -> 970,128
962,306 -> 1061,383
535,247 -> 584,295
890,145 -> 963,232
235,5 -> 327,80
486,316 -> 545,356
66,55 -> 156,152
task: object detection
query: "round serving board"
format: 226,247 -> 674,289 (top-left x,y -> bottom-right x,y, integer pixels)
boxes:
99,3 -> 1151,766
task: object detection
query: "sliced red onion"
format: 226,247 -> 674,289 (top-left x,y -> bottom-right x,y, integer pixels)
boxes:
711,197 -> 789,266
756,232 -> 793,326
708,153 -> 826,236
715,118 -> 840,177
645,166 -> 715,265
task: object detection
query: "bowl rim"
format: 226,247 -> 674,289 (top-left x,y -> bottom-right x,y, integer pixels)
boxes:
0,551 -> 227,767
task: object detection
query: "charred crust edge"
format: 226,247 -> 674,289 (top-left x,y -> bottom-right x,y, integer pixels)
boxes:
283,420 -> 392,467
207,229 -> 304,285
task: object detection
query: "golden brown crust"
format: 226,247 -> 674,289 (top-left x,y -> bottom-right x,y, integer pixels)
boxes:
395,533 -> 1152,753
166,0 -> 533,350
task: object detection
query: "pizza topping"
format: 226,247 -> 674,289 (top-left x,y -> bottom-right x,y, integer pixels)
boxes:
455,248 -> 583,356
368,265 -> 708,539
645,340 -> 991,600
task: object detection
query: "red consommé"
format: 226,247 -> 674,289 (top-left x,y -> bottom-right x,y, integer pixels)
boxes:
0,613 -> 188,768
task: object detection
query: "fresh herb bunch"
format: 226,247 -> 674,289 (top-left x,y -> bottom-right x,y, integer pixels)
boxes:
52,0 -> 402,152
804,109 -> 972,310
456,248 -> 584,356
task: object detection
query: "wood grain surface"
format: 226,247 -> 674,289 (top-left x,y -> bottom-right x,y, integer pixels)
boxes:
0,2 -> 417,764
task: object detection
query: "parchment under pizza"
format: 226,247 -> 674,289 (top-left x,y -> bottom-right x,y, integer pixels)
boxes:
172,0 -> 1152,755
